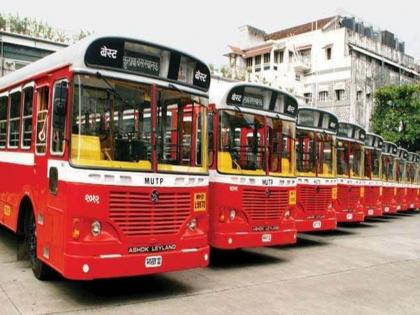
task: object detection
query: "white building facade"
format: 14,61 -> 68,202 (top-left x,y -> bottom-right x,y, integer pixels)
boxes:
225,16 -> 419,129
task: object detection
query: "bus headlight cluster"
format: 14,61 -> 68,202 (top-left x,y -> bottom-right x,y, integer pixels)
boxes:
187,218 -> 197,231
91,221 -> 101,236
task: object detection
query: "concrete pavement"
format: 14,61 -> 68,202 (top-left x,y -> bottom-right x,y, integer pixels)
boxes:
1,211 -> 420,315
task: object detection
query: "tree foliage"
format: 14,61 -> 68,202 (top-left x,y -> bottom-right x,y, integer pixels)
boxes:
371,84 -> 420,151
0,12 -> 92,43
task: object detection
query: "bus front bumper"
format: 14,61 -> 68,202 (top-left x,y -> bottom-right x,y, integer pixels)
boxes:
336,211 -> 365,223
62,246 -> 209,280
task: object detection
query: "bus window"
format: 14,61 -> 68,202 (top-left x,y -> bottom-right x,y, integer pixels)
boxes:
207,111 -> 214,168
22,87 -> 34,149
0,96 -> 7,148
296,130 -> 316,175
36,87 -> 49,154
8,91 -> 21,148
71,74 -> 152,170
349,143 -> 363,178
267,118 -> 295,176
157,87 -> 207,173
337,141 -> 349,176
316,133 -> 334,177
51,80 -> 68,155
217,110 -> 265,175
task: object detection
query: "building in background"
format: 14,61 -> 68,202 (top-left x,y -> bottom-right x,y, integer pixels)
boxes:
0,30 -> 67,77
225,16 -> 420,129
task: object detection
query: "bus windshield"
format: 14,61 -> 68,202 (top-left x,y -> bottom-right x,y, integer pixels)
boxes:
396,159 -> 406,182
71,74 -> 207,173
296,130 -> 334,177
267,118 -> 295,177
218,110 -> 265,175
364,148 -> 381,180
382,155 -> 395,181
406,162 -> 415,184
349,142 -> 363,178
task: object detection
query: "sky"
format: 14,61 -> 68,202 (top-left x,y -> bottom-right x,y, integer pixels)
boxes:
1,0 -> 419,66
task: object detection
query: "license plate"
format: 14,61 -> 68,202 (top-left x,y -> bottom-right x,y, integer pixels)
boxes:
145,256 -> 162,268
368,209 -> 374,216
384,207 -> 389,213
262,234 -> 272,243
346,213 -> 353,220
313,220 -> 322,229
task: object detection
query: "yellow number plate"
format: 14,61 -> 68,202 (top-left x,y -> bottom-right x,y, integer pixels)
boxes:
332,187 -> 338,200
288,190 -> 296,205
193,193 -> 206,212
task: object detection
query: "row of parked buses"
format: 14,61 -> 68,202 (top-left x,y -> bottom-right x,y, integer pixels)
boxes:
0,36 -> 419,281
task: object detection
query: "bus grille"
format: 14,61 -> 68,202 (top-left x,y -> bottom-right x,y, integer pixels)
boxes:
109,191 -> 191,236
298,186 -> 332,212
337,185 -> 360,210
242,188 -> 288,222
365,186 -> 380,208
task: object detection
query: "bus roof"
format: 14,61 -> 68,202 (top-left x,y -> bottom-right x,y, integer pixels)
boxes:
210,81 -> 298,120
382,141 -> 398,156
0,35 -> 211,93
337,121 -> 366,144
365,132 -> 384,149
296,107 -> 338,134
397,147 -> 409,160
408,152 -> 420,163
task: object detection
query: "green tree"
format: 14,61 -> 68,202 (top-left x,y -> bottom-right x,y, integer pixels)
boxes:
371,84 -> 420,151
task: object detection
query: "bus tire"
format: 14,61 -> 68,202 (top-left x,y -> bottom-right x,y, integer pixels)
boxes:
25,210 -> 52,281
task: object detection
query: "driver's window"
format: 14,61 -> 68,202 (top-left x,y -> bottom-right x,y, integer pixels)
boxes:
51,80 -> 68,155
35,87 -> 49,155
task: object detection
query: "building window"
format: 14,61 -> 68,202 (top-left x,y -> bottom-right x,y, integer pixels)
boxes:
8,91 -> 21,148
263,53 -> 270,64
319,91 -> 329,102
335,89 -> 345,101
255,55 -> 261,65
289,51 -> 294,61
304,93 -> 312,104
274,50 -> 284,63
295,74 -> 301,81
325,47 -> 332,60
246,58 -> 253,68
356,90 -> 362,101
366,93 -> 372,102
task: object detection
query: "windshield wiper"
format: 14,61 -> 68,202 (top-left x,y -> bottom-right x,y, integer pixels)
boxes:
96,71 -> 131,108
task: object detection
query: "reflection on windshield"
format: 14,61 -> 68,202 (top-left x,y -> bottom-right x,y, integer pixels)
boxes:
71,74 -> 207,173
218,110 -> 265,174
296,130 -> 334,177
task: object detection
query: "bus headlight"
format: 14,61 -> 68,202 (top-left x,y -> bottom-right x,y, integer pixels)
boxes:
229,209 -> 236,221
91,221 -> 101,236
187,218 -> 197,231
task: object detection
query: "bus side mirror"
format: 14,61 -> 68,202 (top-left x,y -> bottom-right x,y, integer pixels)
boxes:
53,81 -> 68,128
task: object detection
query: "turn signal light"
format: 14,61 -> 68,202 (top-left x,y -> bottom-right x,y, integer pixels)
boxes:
72,218 -> 81,240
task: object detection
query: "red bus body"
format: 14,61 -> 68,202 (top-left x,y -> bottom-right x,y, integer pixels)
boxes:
395,148 -> 409,212
295,108 -> 338,232
406,153 -> 420,209
208,83 -> 297,249
0,36 -> 212,280
381,142 -> 399,214
335,122 -> 366,223
363,133 -> 384,217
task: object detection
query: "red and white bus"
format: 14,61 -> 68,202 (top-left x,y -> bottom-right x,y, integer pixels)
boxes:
207,82 -> 297,249
295,108 -> 337,232
381,141 -> 399,214
363,133 -> 384,217
406,152 -> 419,210
335,122 -> 366,223
395,147 -> 409,211
0,36 -> 211,280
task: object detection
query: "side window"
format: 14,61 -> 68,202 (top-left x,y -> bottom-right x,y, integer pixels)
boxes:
207,111 -> 214,167
22,86 -> 34,149
8,91 -> 22,148
36,87 -> 49,154
51,80 -> 68,155
0,96 -> 7,148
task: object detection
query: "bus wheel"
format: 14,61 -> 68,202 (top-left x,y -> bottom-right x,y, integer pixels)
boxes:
26,211 -> 52,281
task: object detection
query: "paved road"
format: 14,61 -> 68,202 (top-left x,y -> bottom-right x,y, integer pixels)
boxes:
1,211 -> 420,315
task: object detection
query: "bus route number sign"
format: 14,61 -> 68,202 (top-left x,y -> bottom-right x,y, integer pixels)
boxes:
194,192 -> 206,212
